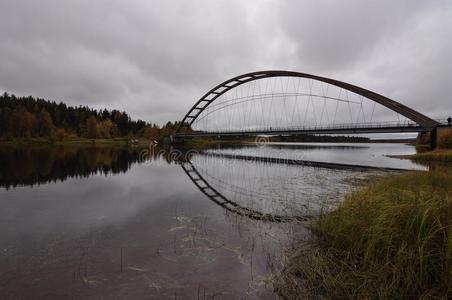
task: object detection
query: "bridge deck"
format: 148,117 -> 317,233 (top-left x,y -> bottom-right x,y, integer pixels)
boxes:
175,122 -> 430,138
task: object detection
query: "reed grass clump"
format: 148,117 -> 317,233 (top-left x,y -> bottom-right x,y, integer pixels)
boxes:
438,130 -> 452,149
277,170 -> 452,299
411,150 -> 452,163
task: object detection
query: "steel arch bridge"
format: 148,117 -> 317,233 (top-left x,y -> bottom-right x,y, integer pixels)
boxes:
174,70 -> 441,143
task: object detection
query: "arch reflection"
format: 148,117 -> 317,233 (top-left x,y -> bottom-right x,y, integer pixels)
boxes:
181,160 -> 308,223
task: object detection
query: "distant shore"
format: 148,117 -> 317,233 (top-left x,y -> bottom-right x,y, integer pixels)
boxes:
0,137 -> 152,147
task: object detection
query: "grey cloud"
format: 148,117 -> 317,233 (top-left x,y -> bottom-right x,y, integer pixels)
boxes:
278,0 -> 430,72
0,0 -> 451,124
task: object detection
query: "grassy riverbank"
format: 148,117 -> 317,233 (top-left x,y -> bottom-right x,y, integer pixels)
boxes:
277,169 -> 452,299
409,149 -> 452,163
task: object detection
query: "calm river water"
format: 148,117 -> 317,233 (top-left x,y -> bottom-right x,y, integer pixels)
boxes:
0,143 -> 424,299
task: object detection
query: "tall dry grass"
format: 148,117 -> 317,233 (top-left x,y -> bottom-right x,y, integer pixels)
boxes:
438,130 -> 452,149
276,170 -> 452,299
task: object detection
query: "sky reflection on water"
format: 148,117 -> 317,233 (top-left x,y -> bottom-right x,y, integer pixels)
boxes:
0,143 -> 421,298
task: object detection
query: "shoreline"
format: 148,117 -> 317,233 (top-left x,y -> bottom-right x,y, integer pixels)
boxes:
0,137 -> 152,147
388,149 -> 452,163
275,151 -> 452,299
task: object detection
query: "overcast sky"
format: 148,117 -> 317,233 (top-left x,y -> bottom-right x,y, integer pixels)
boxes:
1,0 -> 451,125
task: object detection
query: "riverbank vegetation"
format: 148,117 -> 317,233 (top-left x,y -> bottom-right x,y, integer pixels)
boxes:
0,92 -> 181,143
410,149 -> 452,163
438,129 -> 452,149
276,169 -> 452,299
390,149 -> 452,163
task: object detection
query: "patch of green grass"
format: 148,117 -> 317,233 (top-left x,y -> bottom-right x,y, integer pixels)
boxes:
277,170 -> 452,299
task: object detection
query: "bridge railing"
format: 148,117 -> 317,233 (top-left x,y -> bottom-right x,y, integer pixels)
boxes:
177,119 -> 449,136
178,120 -> 434,136
254,120 -> 421,132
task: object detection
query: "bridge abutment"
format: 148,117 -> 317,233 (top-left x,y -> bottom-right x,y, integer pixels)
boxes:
428,126 -> 452,149
430,127 -> 438,149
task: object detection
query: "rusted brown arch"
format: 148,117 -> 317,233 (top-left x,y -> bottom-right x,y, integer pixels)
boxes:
176,70 -> 439,134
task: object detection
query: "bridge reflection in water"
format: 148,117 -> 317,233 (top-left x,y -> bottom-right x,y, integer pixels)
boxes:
182,161 -> 308,223
176,149 -> 393,223
0,143 -> 412,223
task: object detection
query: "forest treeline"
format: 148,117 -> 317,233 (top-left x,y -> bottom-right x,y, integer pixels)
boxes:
0,92 -> 180,141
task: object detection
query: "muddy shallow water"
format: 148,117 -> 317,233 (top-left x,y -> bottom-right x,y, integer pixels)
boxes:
0,143 -> 424,299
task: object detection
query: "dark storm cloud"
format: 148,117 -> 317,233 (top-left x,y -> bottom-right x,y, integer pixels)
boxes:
0,0 -> 451,123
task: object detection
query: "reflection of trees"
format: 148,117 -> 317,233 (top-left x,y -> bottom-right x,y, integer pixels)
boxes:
0,146 -> 144,189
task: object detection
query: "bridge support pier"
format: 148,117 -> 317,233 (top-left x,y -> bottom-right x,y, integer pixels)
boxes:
430,127 -> 437,149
